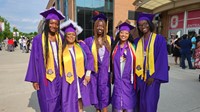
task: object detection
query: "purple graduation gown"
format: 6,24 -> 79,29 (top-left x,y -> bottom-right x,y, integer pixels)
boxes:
61,42 -> 94,112
134,34 -> 169,112
25,34 -> 62,112
112,44 -> 137,111
84,36 -> 111,109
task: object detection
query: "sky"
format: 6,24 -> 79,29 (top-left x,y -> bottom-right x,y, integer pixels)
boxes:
0,0 -> 49,33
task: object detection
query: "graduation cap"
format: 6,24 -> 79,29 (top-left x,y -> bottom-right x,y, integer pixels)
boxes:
60,19 -> 83,35
117,22 -> 135,32
138,12 -> 155,22
40,7 -> 65,20
92,13 -> 107,22
61,23 -> 76,33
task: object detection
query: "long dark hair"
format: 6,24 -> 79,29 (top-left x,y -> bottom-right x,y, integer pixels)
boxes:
110,31 -> 134,83
111,31 -> 134,53
42,19 -> 60,65
137,20 -> 155,37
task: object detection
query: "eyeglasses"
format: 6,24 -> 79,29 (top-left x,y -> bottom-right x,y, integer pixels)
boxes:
138,23 -> 149,28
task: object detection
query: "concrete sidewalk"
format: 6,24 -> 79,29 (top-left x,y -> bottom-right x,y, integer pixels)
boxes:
0,47 -> 199,112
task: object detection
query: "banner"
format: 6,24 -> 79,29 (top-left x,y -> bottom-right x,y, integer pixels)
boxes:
169,12 -> 184,30
187,9 -> 200,28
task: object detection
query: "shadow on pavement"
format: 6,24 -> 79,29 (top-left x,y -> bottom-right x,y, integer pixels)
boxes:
27,91 -> 40,112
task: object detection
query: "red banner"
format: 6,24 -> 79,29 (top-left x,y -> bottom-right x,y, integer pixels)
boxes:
169,12 -> 184,29
187,9 -> 200,28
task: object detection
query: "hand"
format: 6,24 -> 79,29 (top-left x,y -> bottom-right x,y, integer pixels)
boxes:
78,40 -> 85,44
146,77 -> 154,86
110,73 -> 114,84
32,82 -> 40,90
83,76 -> 90,86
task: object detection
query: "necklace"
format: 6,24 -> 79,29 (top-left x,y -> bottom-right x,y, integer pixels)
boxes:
142,33 -> 152,57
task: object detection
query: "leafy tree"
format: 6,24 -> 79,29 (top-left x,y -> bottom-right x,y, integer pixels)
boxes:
0,16 -> 38,42
0,16 -> 12,41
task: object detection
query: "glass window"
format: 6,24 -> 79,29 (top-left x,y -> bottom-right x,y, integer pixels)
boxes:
199,29 -> 200,35
85,29 -> 93,38
76,0 -> 85,7
77,9 -> 84,28
84,10 -> 93,29
92,0 -> 104,11
63,0 -> 69,20
76,0 -> 113,39
57,0 -> 60,10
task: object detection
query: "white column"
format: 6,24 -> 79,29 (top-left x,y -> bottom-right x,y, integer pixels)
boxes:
183,10 -> 187,34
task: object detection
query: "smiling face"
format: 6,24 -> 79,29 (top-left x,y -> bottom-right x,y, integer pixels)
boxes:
49,19 -> 59,33
119,30 -> 129,43
96,20 -> 105,36
66,32 -> 76,44
138,20 -> 150,34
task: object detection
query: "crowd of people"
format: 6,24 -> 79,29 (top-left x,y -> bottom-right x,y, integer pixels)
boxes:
25,7 -> 169,112
0,36 -> 32,53
18,37 -> 32,53
0,37 -> 18,52
170,31 -> 200,80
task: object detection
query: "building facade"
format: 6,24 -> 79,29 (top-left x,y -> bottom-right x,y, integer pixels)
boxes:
134,0 -> 200,39
38,0 -> 137,39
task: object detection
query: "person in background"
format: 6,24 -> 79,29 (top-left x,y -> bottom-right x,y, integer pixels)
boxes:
173,35 -> 181,65
84,13 -> 112,112
25,7 -> 65,112
18,37 -> 23,50
179,34 -> 195,69
134,13 -> 169,112
22,37 -> 27,53
26,38 -> 31,53
170,34 -> 176,55
111,22 -> 137,112
194,36 -> 200,68
4,37 -> 8,51
0,41 -> 2,51
191,31 -> 197,64
7,38 -> 14,52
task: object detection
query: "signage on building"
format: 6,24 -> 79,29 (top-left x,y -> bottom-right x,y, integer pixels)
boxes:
187,9 -> 200,28
169,12 -> 184,29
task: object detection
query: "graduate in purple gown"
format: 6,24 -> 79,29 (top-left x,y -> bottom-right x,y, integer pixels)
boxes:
84,13 -> 112,112
25,7 -> 65,112
111,22 -> 137,112
134,13 -> 169,112
60,19 -> 94,112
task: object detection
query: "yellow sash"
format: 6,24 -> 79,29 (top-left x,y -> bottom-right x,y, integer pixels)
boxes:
42,33 -> 63,82
63,43 -> 85,84
135,33 -> 156,81
91,35 -> 111,73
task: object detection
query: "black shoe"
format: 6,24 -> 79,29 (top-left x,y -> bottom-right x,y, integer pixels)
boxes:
199,75 -> 200,82
189,67 -> 195,70
182,67 -> 186,69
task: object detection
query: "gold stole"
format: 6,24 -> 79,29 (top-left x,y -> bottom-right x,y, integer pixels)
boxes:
91,35 -> 111,73
135,33 -> 156,81
63,43 -> 85,84
42,33 -> 63,82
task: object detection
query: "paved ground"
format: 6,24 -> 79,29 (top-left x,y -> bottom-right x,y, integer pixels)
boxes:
0,46 -> 199,112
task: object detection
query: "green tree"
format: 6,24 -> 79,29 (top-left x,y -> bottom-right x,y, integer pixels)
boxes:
0,16 -> 38,42
0,16 -> 12,41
